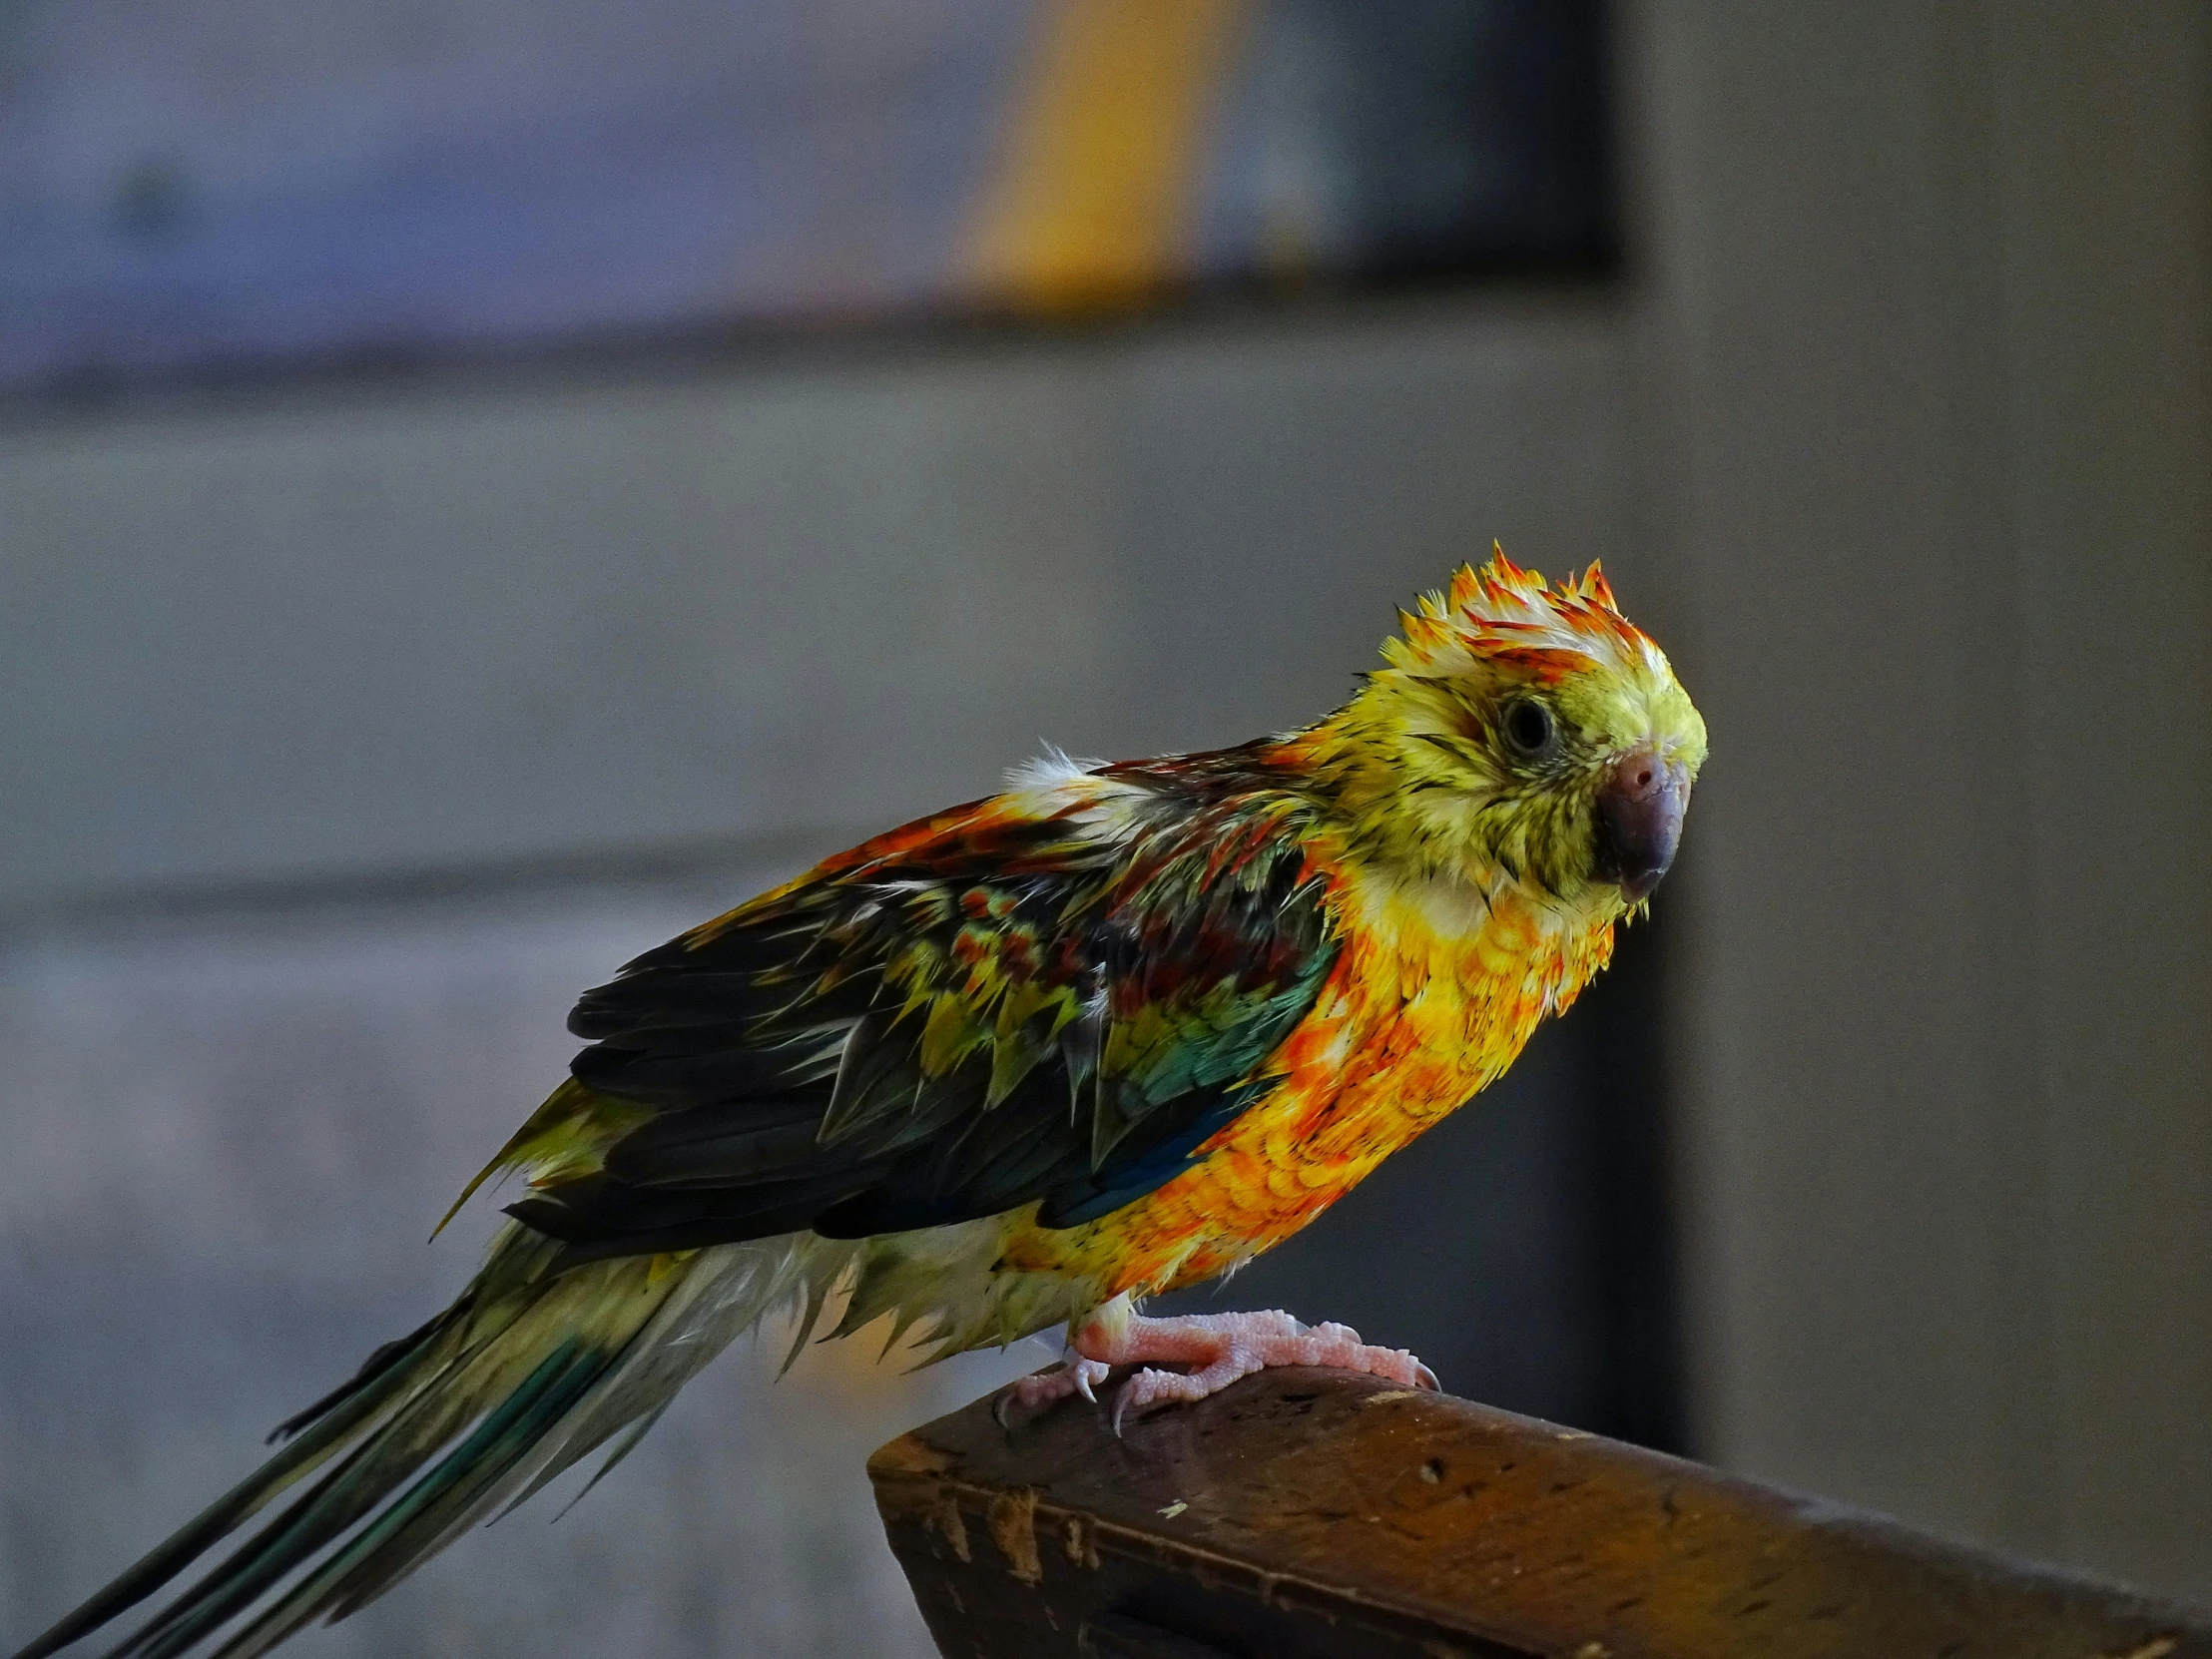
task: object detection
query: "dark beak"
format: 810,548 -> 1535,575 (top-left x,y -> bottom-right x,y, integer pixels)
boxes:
1593,745 -> 1688,903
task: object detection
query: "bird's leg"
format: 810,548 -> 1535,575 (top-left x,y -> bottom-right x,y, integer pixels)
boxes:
1079,1309 -> 1438,1430
1091,1310 -> 1439,1429
995,1306 -> 1437,1428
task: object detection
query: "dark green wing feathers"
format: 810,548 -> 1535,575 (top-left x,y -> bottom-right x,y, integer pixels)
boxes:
508,760 -> 1340,1252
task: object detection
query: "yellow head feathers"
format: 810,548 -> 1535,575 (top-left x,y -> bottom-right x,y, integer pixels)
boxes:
1299,547 -> 1706,905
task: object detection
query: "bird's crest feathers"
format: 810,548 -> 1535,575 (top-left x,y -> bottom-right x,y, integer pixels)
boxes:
1382,544 -> 1658,681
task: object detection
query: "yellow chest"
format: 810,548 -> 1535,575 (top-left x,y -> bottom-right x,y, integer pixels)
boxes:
999,861 -> 1618,1298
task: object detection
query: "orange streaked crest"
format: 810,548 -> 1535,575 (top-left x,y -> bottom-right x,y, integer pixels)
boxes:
1383,544 -> 1655,680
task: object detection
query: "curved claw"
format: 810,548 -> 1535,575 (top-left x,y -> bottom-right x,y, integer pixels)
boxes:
998,1358 -> 1113,1429
1414,1361 -> 1440,1391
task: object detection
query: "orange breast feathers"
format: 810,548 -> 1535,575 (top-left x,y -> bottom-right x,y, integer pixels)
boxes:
998,848 -> 1620,1297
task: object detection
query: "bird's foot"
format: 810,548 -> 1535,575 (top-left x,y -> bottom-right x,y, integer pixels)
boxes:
993,1358 -> 1112,1426
1076,1309 -> 1438,1432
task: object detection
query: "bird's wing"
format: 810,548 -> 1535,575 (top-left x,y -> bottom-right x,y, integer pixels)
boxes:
472,769 -> 1339,1261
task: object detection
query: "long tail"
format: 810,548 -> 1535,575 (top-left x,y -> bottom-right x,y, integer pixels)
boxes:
13,1227 -> 856,1659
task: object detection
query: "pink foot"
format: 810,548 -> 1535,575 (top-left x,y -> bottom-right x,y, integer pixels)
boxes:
1082,1309 -> 1437,1431
994,1359 -> 1112,1425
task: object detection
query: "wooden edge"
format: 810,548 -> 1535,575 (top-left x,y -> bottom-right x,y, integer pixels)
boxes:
868,1367 -> 2212,1659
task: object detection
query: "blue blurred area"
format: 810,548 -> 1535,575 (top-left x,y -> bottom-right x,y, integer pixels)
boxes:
0,0 -> 1610,387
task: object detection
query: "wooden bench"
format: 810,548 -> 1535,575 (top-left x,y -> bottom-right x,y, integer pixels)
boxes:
868,1368 -> 2211,1658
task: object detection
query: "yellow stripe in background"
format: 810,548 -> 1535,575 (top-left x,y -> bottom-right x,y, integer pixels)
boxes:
965,0 -> 1251,316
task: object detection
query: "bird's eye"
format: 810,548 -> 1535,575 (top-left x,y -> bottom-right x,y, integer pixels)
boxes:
1501,698 -> 1558,761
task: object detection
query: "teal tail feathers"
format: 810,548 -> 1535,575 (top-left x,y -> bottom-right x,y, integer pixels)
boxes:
12,1227 -> 852,1659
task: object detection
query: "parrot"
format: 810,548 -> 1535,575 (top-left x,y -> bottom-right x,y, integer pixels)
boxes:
12,549 -> 1706,1659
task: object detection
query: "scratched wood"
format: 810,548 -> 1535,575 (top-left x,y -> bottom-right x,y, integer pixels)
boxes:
869,1368 -> 2212,1659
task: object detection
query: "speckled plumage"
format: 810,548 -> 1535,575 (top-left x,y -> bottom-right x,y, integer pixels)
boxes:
17,551 -> 1706,1659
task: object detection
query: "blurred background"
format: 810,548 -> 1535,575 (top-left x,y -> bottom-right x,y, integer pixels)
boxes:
0,2 -> 2205,1654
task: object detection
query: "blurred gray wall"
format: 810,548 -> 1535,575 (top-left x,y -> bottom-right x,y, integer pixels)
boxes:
1632,0 -> 2212,1599
2,2 -> 2208,1649
0,303 -> 1632,908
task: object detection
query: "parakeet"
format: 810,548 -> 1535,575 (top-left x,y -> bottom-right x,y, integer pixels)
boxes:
14,550 -> 1705,1659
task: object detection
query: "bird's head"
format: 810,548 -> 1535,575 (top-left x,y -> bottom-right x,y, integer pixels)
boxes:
1305,550 -> 1707,915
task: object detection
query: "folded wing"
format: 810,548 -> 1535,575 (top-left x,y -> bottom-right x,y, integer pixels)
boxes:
485,761 -> 1339,1260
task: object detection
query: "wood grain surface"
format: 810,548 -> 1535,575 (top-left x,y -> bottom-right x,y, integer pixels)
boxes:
870,1367 -> 2212,1659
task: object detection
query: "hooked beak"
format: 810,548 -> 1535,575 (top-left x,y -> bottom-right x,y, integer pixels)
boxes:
1593,745 -> 1688,903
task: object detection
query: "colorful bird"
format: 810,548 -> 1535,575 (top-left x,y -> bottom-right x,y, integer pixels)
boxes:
14,550 -> 1705,1659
